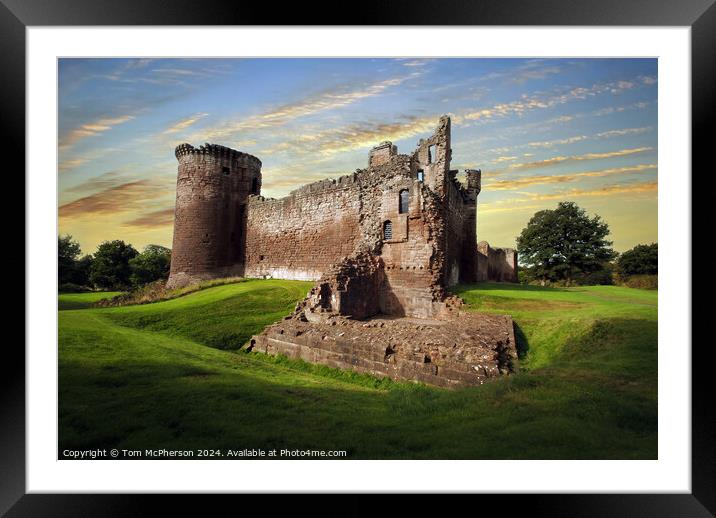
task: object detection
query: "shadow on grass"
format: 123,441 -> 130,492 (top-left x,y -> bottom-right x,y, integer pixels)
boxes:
513,321 -> 529,359
453,282 -> 571,294
58,324 -> 657,459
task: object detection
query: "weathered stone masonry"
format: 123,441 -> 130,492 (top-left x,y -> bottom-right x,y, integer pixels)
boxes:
168,143 -> 261,288
476,241 -> 519,283
167,116 -> 519,387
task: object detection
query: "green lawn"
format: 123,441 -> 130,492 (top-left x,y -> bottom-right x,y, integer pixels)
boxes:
58,279 -> 657,459
58,291 -> 124,310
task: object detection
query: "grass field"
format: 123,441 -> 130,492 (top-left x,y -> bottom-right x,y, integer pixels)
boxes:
58,280 -> 657,459
58,291 -> 123,310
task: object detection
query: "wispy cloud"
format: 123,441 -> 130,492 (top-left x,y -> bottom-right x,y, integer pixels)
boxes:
58,157 -> 90,173
190,73 -> 422,142
482,60 -> 564,85
479,180 -> 658,213
163,113 -> 209,134
59,179 -> 171,219
122,208 -> 175,229
522,181 -> 658,201
59,114 -> 135,150
63,170 -> 133,194
485,164 -> 657,190
260,115 -> 439,159
399,59 -> 435,68
491,147 -> 654,175
526,126 -> 653,149
592,101 -> 651,117
459,78 -> 646,125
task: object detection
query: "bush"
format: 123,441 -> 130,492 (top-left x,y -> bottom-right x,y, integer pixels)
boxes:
617,243 -> 657,276
619,274 -> 658,290
89,240 -> 139,290
59,282 -> 92,293
129,245 -> 171,287
574,264 -> 615,286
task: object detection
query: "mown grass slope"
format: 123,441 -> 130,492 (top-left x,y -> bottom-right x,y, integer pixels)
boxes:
58,280 -> 657,459
58,291 -> 123,310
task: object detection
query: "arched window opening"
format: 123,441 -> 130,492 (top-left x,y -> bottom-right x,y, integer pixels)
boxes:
399,189 -> 409,214
416,170 -> 424,182
383,221 -> 393,241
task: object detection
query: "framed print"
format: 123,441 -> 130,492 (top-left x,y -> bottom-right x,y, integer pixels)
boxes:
4,0 -> 711,514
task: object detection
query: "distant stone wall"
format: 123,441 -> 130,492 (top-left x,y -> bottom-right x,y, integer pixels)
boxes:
444,169 -> 480,286
476,241 -> 518,283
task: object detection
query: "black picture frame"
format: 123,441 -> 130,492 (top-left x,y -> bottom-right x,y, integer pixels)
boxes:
4,0 -> 708,514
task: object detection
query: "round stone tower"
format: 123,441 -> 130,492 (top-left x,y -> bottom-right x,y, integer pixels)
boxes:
166,143 -> 262,289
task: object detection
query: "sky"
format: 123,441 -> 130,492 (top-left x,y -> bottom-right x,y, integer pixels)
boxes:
58,58 -> 658,255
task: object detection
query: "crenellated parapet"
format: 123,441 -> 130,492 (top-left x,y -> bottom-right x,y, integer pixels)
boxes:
175,142 -> 262,170
287,172 -> 360,197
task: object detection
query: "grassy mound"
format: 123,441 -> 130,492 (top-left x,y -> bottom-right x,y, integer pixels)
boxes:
94,277 -> 251,307
58,279 -> 657,459
58,291 -> 124,310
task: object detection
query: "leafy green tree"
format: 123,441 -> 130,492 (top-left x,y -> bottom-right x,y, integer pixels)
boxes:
129,244 -> 172,286
517,202 -> 616,285
89,240 -> 138,290
58,235 -> 82,284
74,254 -> 94,286
617,243 -> 658,275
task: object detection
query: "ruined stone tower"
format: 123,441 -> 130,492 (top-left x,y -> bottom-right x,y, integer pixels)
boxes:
167,143 -> 262,288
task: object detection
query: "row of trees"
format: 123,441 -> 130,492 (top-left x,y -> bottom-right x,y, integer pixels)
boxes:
60,202 -> 655,291
516,202 -> 657,286
59,236 -> 171,291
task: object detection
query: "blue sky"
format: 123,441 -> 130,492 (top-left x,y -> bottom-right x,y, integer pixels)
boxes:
58,58 -> 658,254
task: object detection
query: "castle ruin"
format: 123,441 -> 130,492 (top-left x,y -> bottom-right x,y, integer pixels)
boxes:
167,116 -> 519,387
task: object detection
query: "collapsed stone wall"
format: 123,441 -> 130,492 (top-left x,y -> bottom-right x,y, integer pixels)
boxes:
249,305 -> 517,388
476,241 -> 519,283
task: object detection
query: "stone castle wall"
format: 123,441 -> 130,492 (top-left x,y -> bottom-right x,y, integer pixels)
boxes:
476,241 -> 519,283
167,116 -> 480,317
167,144 -> 261,289
165,116 -> 520,387
244,174 -> 364,281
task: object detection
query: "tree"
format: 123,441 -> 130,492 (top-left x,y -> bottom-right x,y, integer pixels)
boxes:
58,235 -> 82,284
617,243 -> 658,276
74,254 -> 94,287
516,202 -> 616,285
89,240 -> 139,290
129,244 -> 172,286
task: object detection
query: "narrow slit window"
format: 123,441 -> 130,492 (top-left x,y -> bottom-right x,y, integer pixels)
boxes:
399,189 -> 409,214
428,144 -> 436,164
417,170 -> 424,182
383,221 -> 393,241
